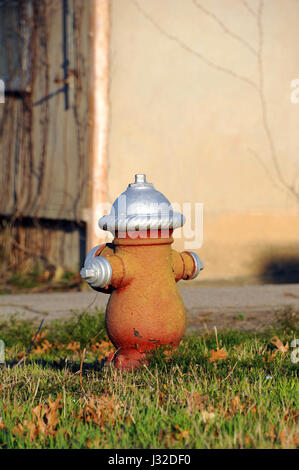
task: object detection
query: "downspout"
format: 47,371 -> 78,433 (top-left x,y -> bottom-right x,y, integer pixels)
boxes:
87,0 -> 110,251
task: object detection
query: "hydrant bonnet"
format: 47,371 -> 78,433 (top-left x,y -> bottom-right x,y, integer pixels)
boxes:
99,174 -> 185,234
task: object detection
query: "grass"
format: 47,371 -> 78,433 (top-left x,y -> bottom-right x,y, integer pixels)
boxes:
0,268 -> 86,295
0,309 -> 298,449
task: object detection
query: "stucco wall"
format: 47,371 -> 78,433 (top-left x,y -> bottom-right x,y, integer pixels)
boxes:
106,0 -> 299,283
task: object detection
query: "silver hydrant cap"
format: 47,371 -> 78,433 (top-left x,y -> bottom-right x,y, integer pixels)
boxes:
99,174 -> 185,233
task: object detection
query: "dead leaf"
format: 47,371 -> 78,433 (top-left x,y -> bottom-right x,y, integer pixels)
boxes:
66,341 -> 81,353
265,424 -> 276,445
74,394 -> 120,430
278,427 -> 299,448
186,392 -> 207,413
91,340 -> 113,358
270,336 -> 289,354
230,396 -> 242,413
209,347 -> 228,362
178,429 -> 190,440
32,330 -> 46,344
32,339 -> 53,355
200,410 -> 215,422
23,395 -> 62,441
12,423 -> 24,436
86,437 -> 101,448
263,351 -> 278,363
283,409 -> 299,423
23,420 -> 39,442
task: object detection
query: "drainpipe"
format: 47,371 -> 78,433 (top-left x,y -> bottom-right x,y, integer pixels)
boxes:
87,0 -> 110,251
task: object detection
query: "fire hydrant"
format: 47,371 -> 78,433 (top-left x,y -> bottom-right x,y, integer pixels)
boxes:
80,174 -> 204,369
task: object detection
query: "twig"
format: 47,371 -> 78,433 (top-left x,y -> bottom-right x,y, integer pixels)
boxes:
79,347 -> 86,395
214,326 -> 219,350
84,292 -> 99,311
10,238 -> 48,262
25,319 -> 44,356
240,0 -> 257,18
63,386 -> 66,419
221,360 -> 239,383
45,370 -> 81,393
143,363 -> 156,381
15,319 -> 44,367
131,0 -> 258,91
31,377 -> 40,405
256,0 -> 299,203
192,0 -> 258,56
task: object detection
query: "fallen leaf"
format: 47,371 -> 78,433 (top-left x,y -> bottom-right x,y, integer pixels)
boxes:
23,420 -> 39,442
268,424 -> 276,444
177,429 -> 190,440
200,410 -> 215,422
66,341 -> 81,353
186,392 -> 207,413
278,427 -> 299,448
209,348 -> 228,362
270,336 -> 289,354
86,437 -> 101,448
230,396 -> 242,413
74,394 -> 120,430
283,409 -> 299,423
263,351 -> 278,363
17,350 -> 25,359
23,395 -> 63,441
31,330 -> 46,343
12,423 -> 24,436
91,340 -> 114,358
32,339 -> 53,355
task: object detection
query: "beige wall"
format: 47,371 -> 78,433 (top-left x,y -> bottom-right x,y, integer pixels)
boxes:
106,0 -> 299,283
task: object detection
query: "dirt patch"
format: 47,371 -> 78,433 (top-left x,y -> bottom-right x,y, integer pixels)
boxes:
186,307 -> 298,334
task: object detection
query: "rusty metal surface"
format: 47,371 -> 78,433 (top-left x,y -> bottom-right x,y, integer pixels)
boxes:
0,0 -> 91,222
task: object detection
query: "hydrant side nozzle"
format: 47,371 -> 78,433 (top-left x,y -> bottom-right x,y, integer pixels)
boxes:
80,256 -> 112,288
186,251 -> 204,279
80,245 -> 113,289
180,251 -> 204,280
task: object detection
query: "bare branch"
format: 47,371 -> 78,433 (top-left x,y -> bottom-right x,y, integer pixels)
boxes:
131,0 -> 258,91
192,0 -> 258,57
132,0 -> 299,203
248,148 -> 290,196
255,0 -> 299,202
240,0 -> 258,18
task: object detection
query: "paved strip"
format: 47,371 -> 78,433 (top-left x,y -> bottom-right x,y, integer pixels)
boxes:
0,284 -> 298,325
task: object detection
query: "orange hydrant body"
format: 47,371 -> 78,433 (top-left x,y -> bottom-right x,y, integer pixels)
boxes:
80,175 -> 203,369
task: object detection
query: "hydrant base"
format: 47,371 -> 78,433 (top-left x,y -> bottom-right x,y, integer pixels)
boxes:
105,348 -> 147,370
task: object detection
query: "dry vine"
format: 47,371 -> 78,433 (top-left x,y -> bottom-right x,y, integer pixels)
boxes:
131,0 -> 299,203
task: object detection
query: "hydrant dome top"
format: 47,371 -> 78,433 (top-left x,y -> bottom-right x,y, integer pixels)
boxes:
99,174 -> 185,233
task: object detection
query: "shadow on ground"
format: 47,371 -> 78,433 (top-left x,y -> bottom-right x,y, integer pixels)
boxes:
260,257 -> 299,284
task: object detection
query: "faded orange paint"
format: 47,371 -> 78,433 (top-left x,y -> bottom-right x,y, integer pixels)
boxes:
93,229 -> 197,369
